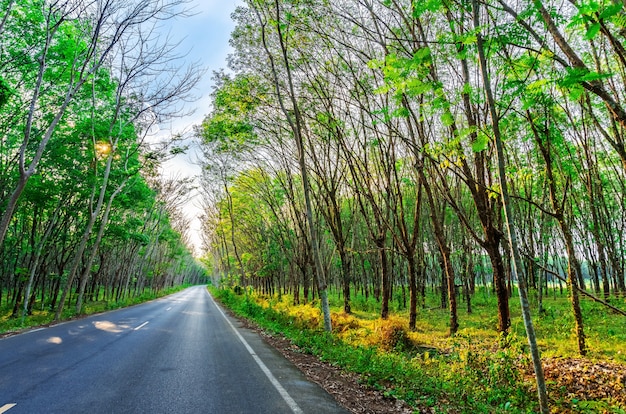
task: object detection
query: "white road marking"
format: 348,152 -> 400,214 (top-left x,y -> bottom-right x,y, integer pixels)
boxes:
166,307 -> 172,311
134,321 -> 149,331
0,403 -> 16,413
207,291 -> 304,414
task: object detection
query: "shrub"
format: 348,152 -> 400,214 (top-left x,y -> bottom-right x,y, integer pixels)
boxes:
331,312 -> 361,333
374,316 -> 412,351
291,305 -> 321,329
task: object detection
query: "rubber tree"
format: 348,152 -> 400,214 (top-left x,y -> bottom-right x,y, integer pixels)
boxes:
473,0 -> 549,411
52,0 -> 201,320
248,0 -> 332,331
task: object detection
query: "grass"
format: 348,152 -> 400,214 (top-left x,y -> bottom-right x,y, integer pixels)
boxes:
0,285 -> 192,335
331,286 -> 626,363
211,285 -> 626,413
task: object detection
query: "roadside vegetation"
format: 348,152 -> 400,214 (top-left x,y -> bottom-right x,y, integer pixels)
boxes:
198,1 -> 626,413
0,284 -> 193,336
212,286 -> 626,413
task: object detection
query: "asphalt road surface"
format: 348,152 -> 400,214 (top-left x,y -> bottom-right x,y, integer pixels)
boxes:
0,286 -> 348,413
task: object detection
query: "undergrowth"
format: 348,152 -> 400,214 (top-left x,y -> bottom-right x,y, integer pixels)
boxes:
210,286 -> 547,413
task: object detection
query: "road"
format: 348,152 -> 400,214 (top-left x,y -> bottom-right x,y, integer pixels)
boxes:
0,286 -> 348,413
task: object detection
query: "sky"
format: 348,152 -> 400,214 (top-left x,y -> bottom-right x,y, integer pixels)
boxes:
157,0 -> 243,255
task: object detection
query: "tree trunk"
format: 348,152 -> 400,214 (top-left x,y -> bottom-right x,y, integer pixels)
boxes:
417,161 -> 458,334
75,181 -> 126,314
560,222 -> 587,356
474,2 -> 549,410
485,242 -> 511,333
339,247 -> 351,314
374,236 -> 391,320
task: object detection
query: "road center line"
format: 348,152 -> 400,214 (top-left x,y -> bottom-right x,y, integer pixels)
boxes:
208,292 -> 304,414
134,321 -> 149,331
0,403 -> 16,413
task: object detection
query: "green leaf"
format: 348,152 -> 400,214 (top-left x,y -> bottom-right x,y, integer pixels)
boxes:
585,22 -> 601,39
462,82 -> 472,95
558,67 -> 612,87
413,47 -> 431,62
367,58 -> 384,70
463,34 -> 477,45
521,97 -> 536,110
580,70 -> 612,82
568,85 -> 585,101
456,125 -> 477,140
413,0 -> 442,17
0,77 -> 13,108
614,13 -> 626,28
392,107 -> 410,118
441,111 -> 454,127
472,134 -> 489,152
526,78 -> 549,94
406,78 -> 432,96
600,2 -> 623,19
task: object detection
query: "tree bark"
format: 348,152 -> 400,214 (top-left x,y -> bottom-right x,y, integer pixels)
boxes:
416,159 -> 458,334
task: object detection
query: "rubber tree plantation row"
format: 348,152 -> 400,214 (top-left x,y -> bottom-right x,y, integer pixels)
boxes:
0,0 -> 206,323
198,2 -> 626,412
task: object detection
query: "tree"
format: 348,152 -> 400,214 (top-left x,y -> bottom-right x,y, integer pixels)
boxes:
0,0 -> 198,247
472,0 -> 548,410
247,0 -> 332,331
0,0 -> 203,320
